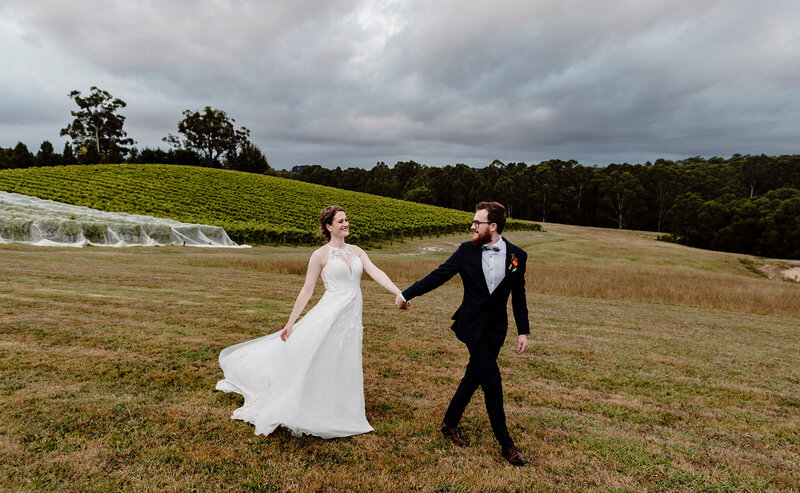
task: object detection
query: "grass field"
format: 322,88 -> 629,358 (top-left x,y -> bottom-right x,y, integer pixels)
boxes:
1,223 -> 799,491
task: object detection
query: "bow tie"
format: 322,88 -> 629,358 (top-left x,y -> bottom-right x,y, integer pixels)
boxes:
482,245 -> 500,252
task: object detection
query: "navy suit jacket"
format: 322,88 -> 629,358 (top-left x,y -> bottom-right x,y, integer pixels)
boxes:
402,239 -> 530,348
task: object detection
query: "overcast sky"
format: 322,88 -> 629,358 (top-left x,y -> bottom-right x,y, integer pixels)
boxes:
2,0 -> 799,169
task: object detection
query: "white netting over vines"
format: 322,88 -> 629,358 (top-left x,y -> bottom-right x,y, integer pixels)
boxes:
0,191 -> 246,248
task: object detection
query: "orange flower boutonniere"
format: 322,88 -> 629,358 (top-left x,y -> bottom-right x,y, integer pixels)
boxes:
509,254 -> 518,272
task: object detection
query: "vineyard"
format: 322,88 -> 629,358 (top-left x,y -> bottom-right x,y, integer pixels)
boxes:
0,164 -> 541,245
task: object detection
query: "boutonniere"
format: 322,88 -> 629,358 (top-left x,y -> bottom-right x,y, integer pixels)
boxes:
508,253 -> 518,272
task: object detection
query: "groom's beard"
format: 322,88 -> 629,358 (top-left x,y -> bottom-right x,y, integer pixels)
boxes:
470,229 -> 492,247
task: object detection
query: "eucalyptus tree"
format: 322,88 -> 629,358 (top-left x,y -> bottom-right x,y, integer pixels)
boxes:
60,86 -> 134,162
647,159 -> 680,232
164,107 -> 250,168
532,162 -> 558,223
606,168 -> 646,229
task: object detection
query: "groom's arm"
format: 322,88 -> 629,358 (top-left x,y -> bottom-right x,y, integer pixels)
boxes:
401,243 -> 464,302
511,250 -> 530,336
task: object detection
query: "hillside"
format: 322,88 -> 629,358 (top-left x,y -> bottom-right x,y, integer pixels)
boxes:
0,164 -> 540,244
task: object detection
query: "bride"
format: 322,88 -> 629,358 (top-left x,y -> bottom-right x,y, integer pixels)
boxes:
216,205 -> 404,438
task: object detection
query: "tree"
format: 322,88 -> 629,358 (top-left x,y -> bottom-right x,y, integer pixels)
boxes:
667,192 -> 704,244
495,176 -> 516,217
607,169 -> 646,229
365,161 -> 395,197
164,107 -> 250,168
648,159 -> 680,232
60,86 -> 134,162
739,154 -> 770,198
759,192 -> 800,259
62,142 -> 78,165
710,199 -> 760,253
568,164 -> 596,225
80,142 -> 101,164
124,147 -> 203,166
10,142 -> 35,169
225,141 -> 272,174
393,161 -> 422,198
449,163 -> 477,211
532,162 -> 558,222
0,147 -> 9,169
35,141 -> 59,167
404,186 -> 434,203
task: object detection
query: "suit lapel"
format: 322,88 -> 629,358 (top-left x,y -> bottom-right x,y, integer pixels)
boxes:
495,240 -> 516,293
468,243 -> 490,295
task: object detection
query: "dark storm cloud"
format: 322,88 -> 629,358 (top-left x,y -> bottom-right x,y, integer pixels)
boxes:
2,0 -> 799,167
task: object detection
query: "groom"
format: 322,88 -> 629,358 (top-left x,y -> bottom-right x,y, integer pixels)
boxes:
395,201 -> 529,466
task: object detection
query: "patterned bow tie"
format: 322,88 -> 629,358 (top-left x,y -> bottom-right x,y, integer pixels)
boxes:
482,245 -> 500,252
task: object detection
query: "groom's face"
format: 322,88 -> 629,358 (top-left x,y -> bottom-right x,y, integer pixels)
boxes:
470,209 -> 493,246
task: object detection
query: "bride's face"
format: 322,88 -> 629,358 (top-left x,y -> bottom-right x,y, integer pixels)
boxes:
328,211 -> 350,239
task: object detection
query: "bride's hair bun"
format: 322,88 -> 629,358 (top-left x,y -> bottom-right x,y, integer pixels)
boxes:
319,205 -> 345,241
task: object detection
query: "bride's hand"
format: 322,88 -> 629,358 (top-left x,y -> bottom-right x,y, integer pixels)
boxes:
280,324 -> 293,341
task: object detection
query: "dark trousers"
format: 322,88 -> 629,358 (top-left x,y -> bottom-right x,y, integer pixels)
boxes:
443,331 -> 514,448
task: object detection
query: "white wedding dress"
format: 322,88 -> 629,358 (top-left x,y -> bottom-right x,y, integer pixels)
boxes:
215,244 -> 373,438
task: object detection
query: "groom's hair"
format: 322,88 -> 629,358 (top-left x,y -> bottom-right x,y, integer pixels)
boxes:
475,201 -> 506,234
319,205 -> 345,241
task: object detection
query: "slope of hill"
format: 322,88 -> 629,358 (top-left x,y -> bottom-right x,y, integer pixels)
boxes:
0,164 -> 540,245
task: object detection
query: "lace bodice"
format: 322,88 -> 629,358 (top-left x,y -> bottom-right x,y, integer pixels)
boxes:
321,244 -> 362,291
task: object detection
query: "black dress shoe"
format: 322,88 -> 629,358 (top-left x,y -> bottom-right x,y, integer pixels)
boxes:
501,446 -> 528,466
441,422 -> 470,447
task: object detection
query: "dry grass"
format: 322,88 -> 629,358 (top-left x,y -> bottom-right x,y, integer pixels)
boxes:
1,224 -> 799,492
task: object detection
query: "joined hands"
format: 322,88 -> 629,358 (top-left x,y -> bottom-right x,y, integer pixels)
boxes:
394,294 -> 410,310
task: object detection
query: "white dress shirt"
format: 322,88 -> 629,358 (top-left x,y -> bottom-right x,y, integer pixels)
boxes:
482,236 -> 506,294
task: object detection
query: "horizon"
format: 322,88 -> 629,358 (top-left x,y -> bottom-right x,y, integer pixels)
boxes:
1,141 -> 787,171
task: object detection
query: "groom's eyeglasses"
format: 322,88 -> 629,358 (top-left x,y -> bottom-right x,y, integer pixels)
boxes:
471,221 -> 493,227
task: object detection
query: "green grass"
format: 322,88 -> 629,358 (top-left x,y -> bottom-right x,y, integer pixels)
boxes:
0,164 -> 539,245
1,224 -> 799,491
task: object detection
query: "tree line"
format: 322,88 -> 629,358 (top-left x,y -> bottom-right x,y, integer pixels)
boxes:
2,87 -> 798,259
277,156 -> 800,259
0,87 -> 272,174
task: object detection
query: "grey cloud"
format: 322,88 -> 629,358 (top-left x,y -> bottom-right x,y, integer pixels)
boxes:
1,0 -> 800,168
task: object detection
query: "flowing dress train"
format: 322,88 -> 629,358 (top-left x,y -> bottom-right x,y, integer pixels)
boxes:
215,245 -> 373,438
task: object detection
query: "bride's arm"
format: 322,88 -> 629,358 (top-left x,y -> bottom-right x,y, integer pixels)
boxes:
281,248 -> 326,341
353,246 -> 402,297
